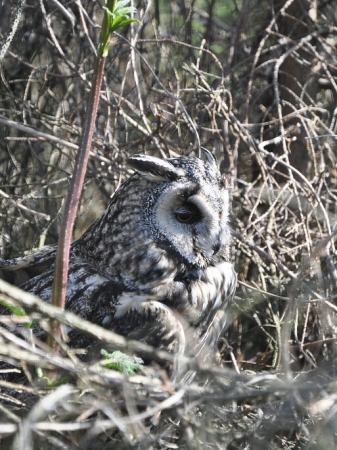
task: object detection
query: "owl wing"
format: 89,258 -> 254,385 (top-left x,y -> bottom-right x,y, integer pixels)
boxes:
2,261 -> 186,357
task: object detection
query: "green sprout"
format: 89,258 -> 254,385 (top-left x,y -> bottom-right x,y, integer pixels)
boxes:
36,371 -> 73,388
0,299 -> 32,328
98,0 -> 139,57
101,349 -> 144,375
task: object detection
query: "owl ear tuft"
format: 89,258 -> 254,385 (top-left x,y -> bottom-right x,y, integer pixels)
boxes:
200,147 -> 217,168
127,155 -> 185,182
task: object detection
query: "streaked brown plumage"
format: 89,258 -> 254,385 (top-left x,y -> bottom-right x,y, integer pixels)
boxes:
1,153 -> 236,374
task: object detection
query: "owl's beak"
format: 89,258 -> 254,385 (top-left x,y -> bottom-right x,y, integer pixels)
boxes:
212,240 -> 221,256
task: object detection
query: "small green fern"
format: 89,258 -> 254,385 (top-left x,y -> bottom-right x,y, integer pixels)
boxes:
101,349 -> 144,375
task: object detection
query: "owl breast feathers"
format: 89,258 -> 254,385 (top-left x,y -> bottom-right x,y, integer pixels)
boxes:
1,154 -> 236,362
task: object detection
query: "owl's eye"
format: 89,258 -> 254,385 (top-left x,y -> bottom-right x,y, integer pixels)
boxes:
174,204 -> 201,224
175,211 -> 194,223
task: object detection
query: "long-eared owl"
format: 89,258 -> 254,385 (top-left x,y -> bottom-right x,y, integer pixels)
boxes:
0,153 -> 236,367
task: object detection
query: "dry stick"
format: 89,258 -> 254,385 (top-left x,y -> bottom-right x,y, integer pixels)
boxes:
0,0 -> 26,61
0,115 -> 112,165
256,337 -> 337,364
0,387 -> 186,435
138,37 -> 223,74
39,0 -> 76,73
115,32 -> 202,154
268,35 -> 333,373
244,0 -> 296,122
0,189 -> 50,221
257,144 -> 333,239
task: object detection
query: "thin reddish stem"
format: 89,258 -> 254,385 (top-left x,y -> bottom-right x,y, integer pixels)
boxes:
47,56 -> 106,352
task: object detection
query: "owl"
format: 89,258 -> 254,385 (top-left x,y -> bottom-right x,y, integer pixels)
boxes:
0,153 -> 236,371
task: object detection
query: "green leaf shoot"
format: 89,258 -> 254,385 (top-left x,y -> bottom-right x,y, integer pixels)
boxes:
0,299 -> 32,328
98,0 -> 139,58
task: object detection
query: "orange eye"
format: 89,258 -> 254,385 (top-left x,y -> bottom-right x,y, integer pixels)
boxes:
175,212 -> 194,223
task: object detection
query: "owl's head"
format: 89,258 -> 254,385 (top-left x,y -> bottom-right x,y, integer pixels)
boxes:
127,153 -> 231,270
